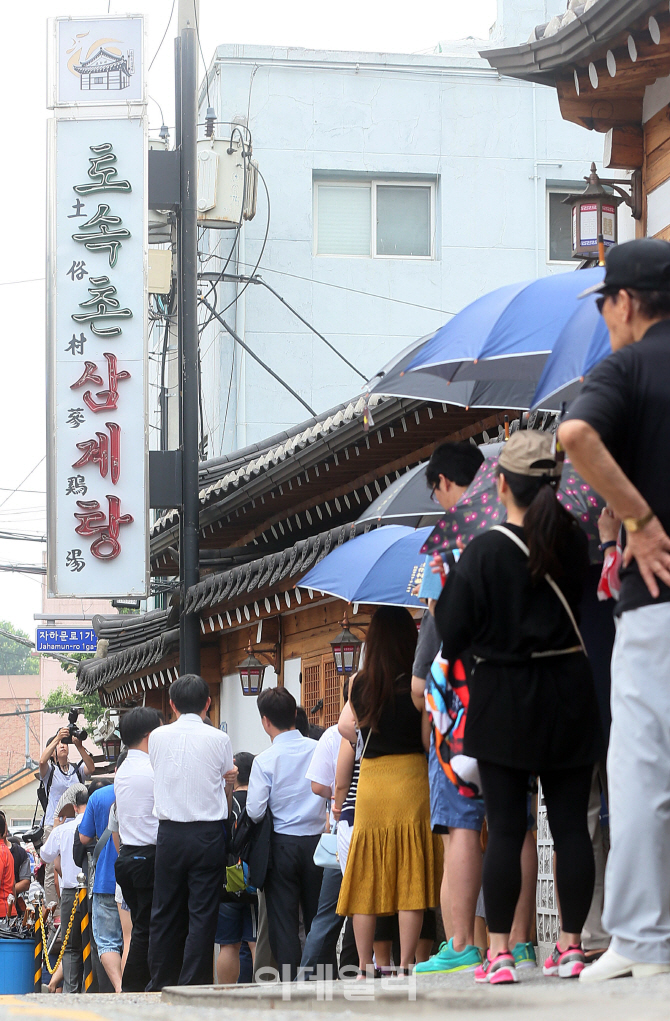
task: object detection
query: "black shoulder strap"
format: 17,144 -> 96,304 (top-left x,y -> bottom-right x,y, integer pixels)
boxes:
45,763 -> 55,797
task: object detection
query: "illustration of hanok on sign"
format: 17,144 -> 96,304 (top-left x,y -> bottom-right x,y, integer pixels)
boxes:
73,495 -> 133,560
70,352 -> 130,413
73,422 -> 121,485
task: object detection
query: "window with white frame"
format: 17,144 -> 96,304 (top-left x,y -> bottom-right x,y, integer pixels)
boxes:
314,179 -> 435,259
547,188 -> 574,263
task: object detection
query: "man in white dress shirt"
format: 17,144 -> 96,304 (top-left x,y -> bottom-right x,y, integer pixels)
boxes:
41,788 -> 88,992
247,687 -> 327,980
147,675 -> 235,989
114,706 -> 163,991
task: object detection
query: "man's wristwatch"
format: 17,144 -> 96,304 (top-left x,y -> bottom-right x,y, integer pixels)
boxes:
622,510 -> 655,534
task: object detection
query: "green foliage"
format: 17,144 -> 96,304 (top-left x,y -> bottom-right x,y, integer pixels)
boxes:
59,652 -> 94,675
0,621 -> 39,675
42,684 -> 103,732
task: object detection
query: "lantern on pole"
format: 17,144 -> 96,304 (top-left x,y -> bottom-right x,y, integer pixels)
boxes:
330,610 -> 364,677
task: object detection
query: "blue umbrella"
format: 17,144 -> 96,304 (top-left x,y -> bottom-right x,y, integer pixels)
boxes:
298,525 -> 432,608
530,300 -> 611,410
406,267 -> 605,387
366,281 -> 540,408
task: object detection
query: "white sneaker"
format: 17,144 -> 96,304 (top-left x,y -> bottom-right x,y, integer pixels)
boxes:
579,947 -> 670,983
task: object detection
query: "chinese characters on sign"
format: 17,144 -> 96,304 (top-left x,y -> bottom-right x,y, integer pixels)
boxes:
48,106 -> 147,596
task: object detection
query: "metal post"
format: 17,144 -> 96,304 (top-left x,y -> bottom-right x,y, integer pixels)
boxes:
33,907 -> 43,993
24,699 -> 30,769
77,873 -> 93,993
177,3 -> 201,675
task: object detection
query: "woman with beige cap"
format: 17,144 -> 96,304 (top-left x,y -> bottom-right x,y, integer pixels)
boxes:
434,430 -> 599,986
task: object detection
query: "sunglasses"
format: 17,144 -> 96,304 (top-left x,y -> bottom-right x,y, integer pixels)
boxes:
596,288 -> 628,314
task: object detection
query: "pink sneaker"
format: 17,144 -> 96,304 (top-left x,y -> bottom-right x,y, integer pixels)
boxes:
474,950 -> 518,984
543,943 -> 586,979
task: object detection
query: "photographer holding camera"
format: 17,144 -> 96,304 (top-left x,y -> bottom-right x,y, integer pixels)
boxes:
39,711 -> 95,908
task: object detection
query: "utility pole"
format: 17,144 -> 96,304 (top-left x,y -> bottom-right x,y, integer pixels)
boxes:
177,0 -> 201,674
24,700 -> 30,770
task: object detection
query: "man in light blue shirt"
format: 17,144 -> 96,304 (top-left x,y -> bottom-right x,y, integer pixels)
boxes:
247,687 -> 327,980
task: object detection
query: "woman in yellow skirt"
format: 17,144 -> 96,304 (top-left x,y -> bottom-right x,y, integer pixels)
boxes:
337,606 -> 442,974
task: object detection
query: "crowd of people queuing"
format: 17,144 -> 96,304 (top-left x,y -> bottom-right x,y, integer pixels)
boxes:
4,236 -> 666,992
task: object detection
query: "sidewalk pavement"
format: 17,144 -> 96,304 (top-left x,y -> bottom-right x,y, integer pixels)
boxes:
160,969 -> 670,1021
4,971 -> 670,1021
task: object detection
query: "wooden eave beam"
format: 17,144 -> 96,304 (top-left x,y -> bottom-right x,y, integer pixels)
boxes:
554,9 -> 670,132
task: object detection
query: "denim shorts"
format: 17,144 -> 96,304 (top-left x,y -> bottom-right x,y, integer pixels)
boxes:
428,743 -> 486,833
429,745 -> 536,834
92,892 -> 124,956
215,899 -> 258,946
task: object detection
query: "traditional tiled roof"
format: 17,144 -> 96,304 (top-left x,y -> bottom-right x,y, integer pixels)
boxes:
481,0 -> 660,83
150,393 -> 389,542
76,519 -> 374,693
184,519 -> 372,618
74,47 -> 129,72
77,626 -> 179,695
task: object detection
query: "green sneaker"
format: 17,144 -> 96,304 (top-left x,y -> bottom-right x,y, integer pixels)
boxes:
414,938 -> 482,975
512,941 -> 537,969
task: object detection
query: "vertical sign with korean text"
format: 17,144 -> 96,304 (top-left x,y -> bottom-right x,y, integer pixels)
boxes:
47,17 -> 148,598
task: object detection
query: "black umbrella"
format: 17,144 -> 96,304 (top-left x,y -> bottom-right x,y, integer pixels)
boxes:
357,444 -> 504,529
358,447 -> 604,563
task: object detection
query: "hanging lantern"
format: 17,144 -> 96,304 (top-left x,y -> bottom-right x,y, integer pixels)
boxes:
563,163 -> 623,261
237,643 -> 267,696
101,733 -> 122,764
330,611 -> 363,677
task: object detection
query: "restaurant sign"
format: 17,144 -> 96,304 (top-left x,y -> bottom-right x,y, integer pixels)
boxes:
47,18 -> 148,597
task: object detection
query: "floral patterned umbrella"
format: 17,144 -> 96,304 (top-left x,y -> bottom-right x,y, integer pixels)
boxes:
419,456 -> 604,563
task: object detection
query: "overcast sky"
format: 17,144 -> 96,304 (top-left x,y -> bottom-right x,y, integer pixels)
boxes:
0,0 -> 496,640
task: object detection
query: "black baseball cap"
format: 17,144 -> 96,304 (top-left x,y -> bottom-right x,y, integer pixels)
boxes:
578,238 -> 670,298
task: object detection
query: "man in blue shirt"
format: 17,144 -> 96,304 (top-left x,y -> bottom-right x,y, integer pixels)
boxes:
79,779 -> 123,992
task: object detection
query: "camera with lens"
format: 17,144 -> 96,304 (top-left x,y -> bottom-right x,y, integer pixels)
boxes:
63,707 -> 88,744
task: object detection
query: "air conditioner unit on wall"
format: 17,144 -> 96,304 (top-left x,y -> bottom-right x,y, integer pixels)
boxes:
197,138 -> 258,228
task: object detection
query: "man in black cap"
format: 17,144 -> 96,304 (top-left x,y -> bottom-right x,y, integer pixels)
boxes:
559,238 -> 670,983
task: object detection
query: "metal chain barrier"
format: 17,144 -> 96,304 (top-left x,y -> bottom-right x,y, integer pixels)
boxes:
38,897 -> 78,976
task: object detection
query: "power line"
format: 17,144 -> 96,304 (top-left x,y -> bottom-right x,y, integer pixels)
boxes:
0,531 -> 45,543
248,275 -> 367,381
148,0 -> 177,71
192,0 -> 211,109
0,629 -> 79,668
0,457 -> 46,512
200,297 -> 316,416
0,564 -> 45,575
0,278 -> 45,287
208,256 -> 456,316
212,168 -> 271,320
0,487 -> 45,495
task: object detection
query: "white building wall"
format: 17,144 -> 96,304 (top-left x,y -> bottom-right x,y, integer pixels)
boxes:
196,39 -> 606,457
219,657 -> 302,756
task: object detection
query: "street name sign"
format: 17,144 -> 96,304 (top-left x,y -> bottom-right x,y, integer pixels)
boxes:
36,627 -> 98,653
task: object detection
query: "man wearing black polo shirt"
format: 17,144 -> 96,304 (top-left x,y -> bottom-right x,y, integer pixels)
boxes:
559,238 -> 670,983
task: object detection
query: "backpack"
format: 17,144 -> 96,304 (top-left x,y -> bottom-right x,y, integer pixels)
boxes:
424,652 -> 482,799
225,796 -> 258,898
